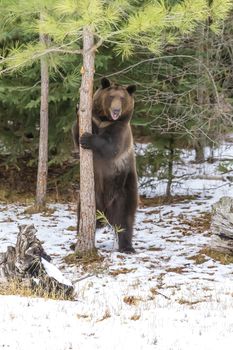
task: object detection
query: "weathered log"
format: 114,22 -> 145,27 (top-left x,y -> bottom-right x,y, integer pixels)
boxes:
211,197 -> 233,254
0,224 -> 73,297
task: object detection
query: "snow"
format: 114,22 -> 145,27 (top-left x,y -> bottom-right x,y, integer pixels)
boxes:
1,139 -> 233,349
41,258 -> 72,287
0,295 -> 232,350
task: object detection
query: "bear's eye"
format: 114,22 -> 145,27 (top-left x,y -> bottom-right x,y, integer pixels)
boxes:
109,96 -> 114,100
120,96 -> 125,101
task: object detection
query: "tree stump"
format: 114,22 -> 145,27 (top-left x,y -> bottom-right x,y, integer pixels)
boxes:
211,197 -> 233,254
0,224 -> 73,297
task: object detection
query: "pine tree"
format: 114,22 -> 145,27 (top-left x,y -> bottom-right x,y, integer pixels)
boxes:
0,0 -> 55,209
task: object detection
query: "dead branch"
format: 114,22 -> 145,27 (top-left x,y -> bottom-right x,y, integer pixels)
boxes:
211,197 -> 233,254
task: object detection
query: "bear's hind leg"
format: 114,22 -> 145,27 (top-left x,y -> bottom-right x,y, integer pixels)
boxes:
107,191 -> 136,253
118,171 -> 138,253
96,191 -> 106,228
118,216 -> 135,253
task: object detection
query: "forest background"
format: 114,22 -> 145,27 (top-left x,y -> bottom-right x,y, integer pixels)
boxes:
0,0 -> 233,204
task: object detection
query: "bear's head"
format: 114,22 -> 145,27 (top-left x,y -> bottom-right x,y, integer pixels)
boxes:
92,78 -> 136,122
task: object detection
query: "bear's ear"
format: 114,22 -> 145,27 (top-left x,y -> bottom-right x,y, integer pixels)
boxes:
101,77 -> 111,89
126,84 -> 136,95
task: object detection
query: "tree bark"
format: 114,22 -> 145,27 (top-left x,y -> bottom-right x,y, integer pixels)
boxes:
75,26 -> 96,255
194,141 -> 205,163
166,137 -> 174,198
194,22 -> 209,164
35,14 -> 49,209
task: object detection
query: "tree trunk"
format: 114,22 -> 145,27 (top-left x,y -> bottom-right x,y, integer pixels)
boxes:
194,22 -> 209,164
194,141 -> 205,163
35,15 -> 49,209
166,138 -> 174,198
75,27 -> 96,256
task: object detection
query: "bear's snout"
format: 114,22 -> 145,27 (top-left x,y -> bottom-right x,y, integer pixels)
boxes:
111,108 -> 121,120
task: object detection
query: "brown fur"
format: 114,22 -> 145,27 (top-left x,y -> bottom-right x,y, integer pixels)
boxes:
73,78 -> 138,253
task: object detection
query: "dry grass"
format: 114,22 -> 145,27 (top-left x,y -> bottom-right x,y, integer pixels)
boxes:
140,195 -> 197,207
150,287 -> 158,296
130,314 -> 141,321
64,250 -> 107,274
110,268 -> 137,276
187,253 -> 208,265
66,226 -> 76,231
0,189 -> 34,204
178,212 -> 211,234
65,249 -> 101,264
123,295 -> 142,306
148,246 -> 163,252
178,298 -> 205,306
0,278 -> 73,300
76,313 -> 89,319
24,205 -> 56,215
166,267 -> 187,274
97,309 -> 111,322
199,248 -> 233,265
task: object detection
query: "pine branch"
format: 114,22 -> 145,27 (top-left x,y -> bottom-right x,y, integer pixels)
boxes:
0,43 -> 83,74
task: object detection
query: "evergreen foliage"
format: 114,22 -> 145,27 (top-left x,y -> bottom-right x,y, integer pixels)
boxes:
0,0 -> 233,193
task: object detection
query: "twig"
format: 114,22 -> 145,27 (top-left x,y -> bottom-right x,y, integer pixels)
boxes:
104,54 -> 220,107
155,290 -> 170,300
73,274 -> 94,283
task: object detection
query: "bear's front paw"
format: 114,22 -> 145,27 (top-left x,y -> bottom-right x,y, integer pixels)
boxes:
80,132 -> 93,149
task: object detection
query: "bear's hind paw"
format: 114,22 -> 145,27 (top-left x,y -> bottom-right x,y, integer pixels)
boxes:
118,246 -> 135,254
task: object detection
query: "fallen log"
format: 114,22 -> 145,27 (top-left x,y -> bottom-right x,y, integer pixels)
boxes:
211,197 -> 233,254
0,224 -> 73,297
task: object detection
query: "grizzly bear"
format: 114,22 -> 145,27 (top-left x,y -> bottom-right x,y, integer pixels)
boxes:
72,77 -> 138,253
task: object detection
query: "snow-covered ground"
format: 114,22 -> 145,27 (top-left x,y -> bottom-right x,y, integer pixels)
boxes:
1,139 -> 233,350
